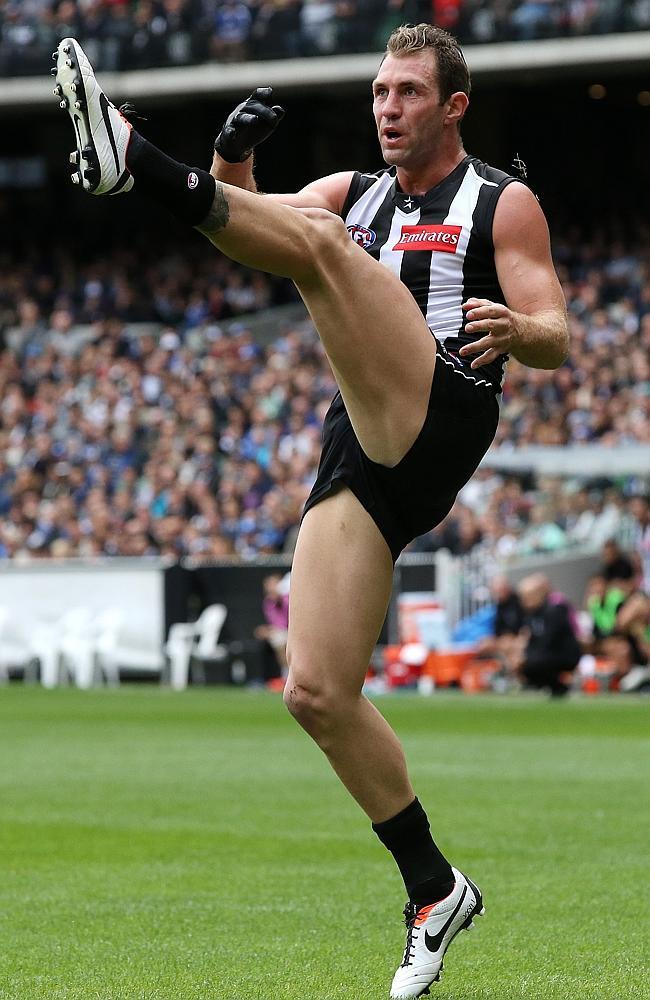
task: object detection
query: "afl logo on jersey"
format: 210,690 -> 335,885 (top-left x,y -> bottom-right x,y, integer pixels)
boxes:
394,224 -> 462,252
347,224 -> 376,249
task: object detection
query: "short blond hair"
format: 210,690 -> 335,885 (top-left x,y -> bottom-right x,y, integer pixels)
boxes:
385,23 -> 471,102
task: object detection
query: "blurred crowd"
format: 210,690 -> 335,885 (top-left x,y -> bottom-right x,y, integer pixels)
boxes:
472,538 -> 650,696
0,227 -> 649,562
496,229 -> 650,449
1,0 -> 649,76
411,476 -> 650,567
0,244 -> 331,559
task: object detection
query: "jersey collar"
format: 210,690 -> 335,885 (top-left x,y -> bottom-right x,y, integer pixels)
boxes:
391,156 -> 472,211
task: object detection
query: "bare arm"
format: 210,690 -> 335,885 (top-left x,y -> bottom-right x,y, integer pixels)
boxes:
210,150 -> 353,214
210,151 -> 259,192
460,182 -> 569,370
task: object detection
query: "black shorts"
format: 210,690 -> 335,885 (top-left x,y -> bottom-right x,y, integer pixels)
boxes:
303,341 -> 500,562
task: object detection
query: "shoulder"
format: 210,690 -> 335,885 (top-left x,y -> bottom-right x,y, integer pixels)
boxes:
341,166 -> 395,216
297,170 -> 356,214
348,166 -> 395,195
466,156 -> 515,189
464,155 -> 548,228
463,157 -> 526,247
357,166 -> 395,185
465,157 -> 540,215
493,180 -> 551,250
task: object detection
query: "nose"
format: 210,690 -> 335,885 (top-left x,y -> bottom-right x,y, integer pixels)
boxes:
382,91 -> 402,120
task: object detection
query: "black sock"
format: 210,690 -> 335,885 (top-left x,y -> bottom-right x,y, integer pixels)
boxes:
373,798 -> 455,906
126,131 -> 216,227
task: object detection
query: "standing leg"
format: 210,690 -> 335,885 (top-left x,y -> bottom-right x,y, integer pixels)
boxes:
286,487 -> 410,821
287,487 -> 455,907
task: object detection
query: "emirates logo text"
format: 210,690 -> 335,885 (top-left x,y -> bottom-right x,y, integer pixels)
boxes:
393,224 -> 462,252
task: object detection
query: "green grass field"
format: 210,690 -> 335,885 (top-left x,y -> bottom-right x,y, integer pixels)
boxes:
0,687 -> 648,1000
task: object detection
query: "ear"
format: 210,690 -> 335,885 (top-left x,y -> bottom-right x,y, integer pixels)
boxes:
444,91 -> 469,127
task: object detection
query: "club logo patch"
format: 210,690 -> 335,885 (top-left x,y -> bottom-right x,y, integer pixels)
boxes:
187,172 -> 199,190
393,224 -> 462,252
347,224 -> 376,249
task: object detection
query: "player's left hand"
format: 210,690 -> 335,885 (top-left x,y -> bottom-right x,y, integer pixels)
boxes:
460,298 -> 521,369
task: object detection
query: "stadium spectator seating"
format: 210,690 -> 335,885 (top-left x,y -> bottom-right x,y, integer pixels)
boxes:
0,228 -> 648,561
1,0 -> 649,77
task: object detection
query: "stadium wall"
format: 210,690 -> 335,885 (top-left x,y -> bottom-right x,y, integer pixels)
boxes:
2,32 -> 649,110
0,559 -> 166,649
0,547 -> 602,683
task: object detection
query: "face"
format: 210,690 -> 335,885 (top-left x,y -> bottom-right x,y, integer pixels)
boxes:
372,51 -> 462,170
491,575 -> 512,603
264,574 -> 281,596
602,541 -> 617,563
518,575 -> 549,612
519,584 -> 542,612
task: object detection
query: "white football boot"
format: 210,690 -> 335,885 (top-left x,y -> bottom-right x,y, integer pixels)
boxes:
390,868 -> 484,998
51,38 -> 134,195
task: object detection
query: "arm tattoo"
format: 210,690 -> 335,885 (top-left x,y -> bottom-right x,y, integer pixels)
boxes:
196,182 -> 230,237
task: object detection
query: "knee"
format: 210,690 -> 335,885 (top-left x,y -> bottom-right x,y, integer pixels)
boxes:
299,209 -> 350,268
283,676 -> 329,729
282,672 -> 342,746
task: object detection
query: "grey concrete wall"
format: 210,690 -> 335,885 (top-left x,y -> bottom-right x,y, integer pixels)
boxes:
505,551 -> 600,606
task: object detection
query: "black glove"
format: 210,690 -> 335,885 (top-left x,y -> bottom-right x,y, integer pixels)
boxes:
214,87 -> 285,163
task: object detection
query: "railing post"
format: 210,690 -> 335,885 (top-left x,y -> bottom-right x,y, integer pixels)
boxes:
434,549 -> 460,630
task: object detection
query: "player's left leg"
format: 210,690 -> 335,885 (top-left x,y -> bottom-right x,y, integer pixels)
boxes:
286,487 -> 413,821
288,487 -> 485,999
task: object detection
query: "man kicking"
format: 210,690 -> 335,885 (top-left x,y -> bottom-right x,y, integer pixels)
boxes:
52,24 -> 568,997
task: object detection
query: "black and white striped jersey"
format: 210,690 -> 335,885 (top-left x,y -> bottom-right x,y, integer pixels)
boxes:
341,155 -> 517,390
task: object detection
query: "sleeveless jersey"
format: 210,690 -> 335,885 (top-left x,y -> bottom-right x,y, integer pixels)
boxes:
341,155 -> 517,390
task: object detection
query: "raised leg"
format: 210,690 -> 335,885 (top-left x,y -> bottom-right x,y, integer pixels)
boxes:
53,38 -> 436,468
198,189 -> 437,467
284,486 -> 415,822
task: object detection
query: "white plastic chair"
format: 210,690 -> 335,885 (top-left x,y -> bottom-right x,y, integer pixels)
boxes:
165,622 -> 197,691
0,607 -> 37,683
30,606 -> 93,687
95,611 -> 166,686
164,603 -> 228,690
60,607 -> 126,689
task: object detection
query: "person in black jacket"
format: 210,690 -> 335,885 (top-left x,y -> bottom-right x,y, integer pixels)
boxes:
517,573 -> 582,697
494,575 -> 525,637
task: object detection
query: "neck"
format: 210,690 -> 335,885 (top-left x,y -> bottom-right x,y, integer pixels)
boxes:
396,146 -> 466,197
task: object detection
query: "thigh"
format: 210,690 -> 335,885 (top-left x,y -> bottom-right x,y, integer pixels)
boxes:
296,222 -> 437,467
287,487 -> 394,698
204,189 -> 437,467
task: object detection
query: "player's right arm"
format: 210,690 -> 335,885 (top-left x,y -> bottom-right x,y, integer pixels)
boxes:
210,156 -> 353,214
210,87 -> 353,215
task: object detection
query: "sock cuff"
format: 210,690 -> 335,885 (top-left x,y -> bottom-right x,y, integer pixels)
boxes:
372,797 -> 428,847
125,131 -> 216,228
125,128 -> 146,167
